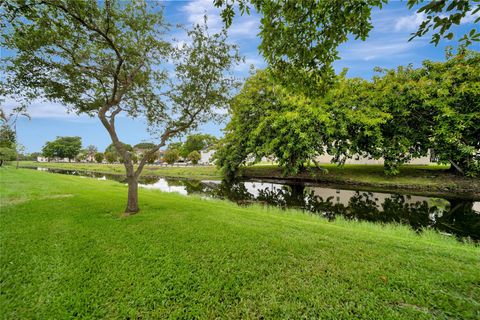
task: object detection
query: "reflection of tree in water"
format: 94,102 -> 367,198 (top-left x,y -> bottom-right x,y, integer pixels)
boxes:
304,190 -> 348,220
210,180 -> 479,241
182,180 -> 207,194
257,184 -> 306,209
138,176 -> 160,184
434,200 -> 480,241
209,180 -> 254,202
381,195 -> 434,231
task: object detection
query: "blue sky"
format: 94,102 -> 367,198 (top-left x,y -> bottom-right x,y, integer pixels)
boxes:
2,0 -> 479,153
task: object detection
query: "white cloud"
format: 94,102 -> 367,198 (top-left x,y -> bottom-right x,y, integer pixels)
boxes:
180,0 -> 259,39
1,98 -> 89,119
462,9 -> 480,24
234,56 -> 265,72
339,36 -> 427,62
394,8 -> 479,33
394,12 -> 426,32
181,0 -> 223,32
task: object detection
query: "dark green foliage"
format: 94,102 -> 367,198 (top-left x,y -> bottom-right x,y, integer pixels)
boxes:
215,0 -> 387,94
134,142 -> 156,150
104,152 -> 117,164
41,136 -> 82,161
0,125 -> 15,149
218,51 -> 480,177
105,143 -> 133,154
0,147 -> 16,165
143,151 -> 159,164
214,0 -> 479,94
216,70 -> 336,176
94,152 -> 104,163
104,143 -> 133,163
407,0 -> 480,46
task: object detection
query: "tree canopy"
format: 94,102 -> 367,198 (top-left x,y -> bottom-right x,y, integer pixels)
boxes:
180,133 -> 218,158
217,50 -> 480,177
214,0 -> 479,94
163,149 -> 180,165
42,136 -> 82,161
187,150 -> 201,165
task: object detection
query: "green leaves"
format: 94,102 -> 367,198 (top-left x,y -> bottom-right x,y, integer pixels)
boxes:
215,0 -> 479,95
218,50 -> 480,178
408,0 -> 480,46
42,136 -> 82,161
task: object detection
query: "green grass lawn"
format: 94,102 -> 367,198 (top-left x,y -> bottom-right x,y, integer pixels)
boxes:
1,168 -> 479,319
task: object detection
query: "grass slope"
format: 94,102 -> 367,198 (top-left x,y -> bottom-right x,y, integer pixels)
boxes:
1,168 -> 479,319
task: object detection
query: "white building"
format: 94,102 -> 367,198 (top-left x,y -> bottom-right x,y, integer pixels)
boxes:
36,156 -> 71,162
199,149 -> 216,165
315,153 -> 432,165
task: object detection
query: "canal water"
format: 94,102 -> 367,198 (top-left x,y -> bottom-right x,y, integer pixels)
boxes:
33,167 -> 480,241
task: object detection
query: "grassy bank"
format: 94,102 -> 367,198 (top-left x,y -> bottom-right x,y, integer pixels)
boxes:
17,161 -> 480,196
1,168 -> 479,319
243,164 -> 480,196
18,160 -> 221,179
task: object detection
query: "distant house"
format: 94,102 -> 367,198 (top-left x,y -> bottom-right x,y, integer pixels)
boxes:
199,149 -> 216,165
37,156 -> 70,162
315,152 -> 433,165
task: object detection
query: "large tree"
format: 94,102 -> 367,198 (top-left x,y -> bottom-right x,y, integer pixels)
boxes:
218,51 -> 480,177
2,0 -> 240,214
216,70 -> 336,176
329,50 -> 480,176
214,0 -> 479,93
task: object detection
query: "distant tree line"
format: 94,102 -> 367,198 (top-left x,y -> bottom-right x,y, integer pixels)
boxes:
38,133 -> 216,165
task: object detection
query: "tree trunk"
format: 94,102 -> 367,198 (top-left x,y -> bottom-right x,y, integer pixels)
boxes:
448,160 -> 464,175
125,175 -> 139,215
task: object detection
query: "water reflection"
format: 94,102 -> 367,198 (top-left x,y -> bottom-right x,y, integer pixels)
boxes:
168,179 -> 479,241
33,167 -> 480,241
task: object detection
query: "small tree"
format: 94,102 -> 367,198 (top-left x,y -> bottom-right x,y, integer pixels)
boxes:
3,1 -> 240,214
144,151 -> 159,164
163,149 -> 180,165
0,147 -> 16,166
94,152 -> 104,163
187,150 -> 201,165
181,133 -> 218,158
105,152 -> 117,164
